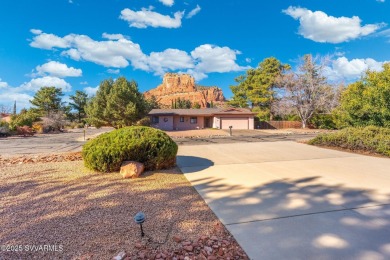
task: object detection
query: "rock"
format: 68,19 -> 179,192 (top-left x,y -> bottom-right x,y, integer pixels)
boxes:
120,161 -> 145,178
204,246 -> 213,255
112,251 -> 127,260
144,73 -> 226,108
183,245 -> 193,252
207,256 -> 217,260
218,248 -> 224,256
172,235 -> 182,243
210,236 -> 218,241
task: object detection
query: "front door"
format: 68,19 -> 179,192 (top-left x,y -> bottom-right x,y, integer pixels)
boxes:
204,117 -> 211,128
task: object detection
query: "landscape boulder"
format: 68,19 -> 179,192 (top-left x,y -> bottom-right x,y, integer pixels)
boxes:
120,161 -> 145,178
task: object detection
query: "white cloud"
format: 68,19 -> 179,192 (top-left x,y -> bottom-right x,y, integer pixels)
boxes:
159,0 -> 174,7
148,49 -> 194,75
59,34 -> 148,69
324,57 -> 387,81
283,6 -> 384,43
120,7 -> 184,29
377,0 -> 385,2
107,69 -> 120,74
80,81 -> 88,85
30,29 -> 42,35
30,30 -> 247,81
102,33 -> 127,40
84,86 -> 99,96
35,61 -> 82,78
245,58 -> 252,63
186,5 -> 201,19
191,44 -> 249,75
30,31 -> 71,50
20,76 -> 72,92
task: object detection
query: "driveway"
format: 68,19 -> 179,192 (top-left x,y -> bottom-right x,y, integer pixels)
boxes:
177,141 -> 390,260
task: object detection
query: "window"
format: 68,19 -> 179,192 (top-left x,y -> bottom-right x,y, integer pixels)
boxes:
152,116 -> 159,124
180,116 -> 184,122
190,117 -> 197,124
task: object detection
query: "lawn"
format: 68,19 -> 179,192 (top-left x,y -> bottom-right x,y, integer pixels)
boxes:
0,161 -> 246,259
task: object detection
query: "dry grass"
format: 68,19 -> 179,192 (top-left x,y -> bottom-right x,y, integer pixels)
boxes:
0,162 -> 224,259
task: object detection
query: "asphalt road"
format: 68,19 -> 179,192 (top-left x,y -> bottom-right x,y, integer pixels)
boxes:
0,128 -> 319,156
0,128 -> 112,157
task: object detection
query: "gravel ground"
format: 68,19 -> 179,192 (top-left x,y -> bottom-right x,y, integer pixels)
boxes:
0,161 -> 247,260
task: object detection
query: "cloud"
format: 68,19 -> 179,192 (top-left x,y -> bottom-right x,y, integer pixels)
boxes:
120,7 -> 184,29
186,5 -> 201,19
148,49 -> 194,75
324,57 -> 388,81
84,86 -> 99,96
191,44 -> 249,75
35,61 -> 82,78
159,0 -> 174,7
107,69 -> 120,74
283,6 -> 384,43
30,30 -> 247,81
20,76 -> 72,92
30,31 -> 71,50
377,0 -> 385,2
102,33 -> 127,40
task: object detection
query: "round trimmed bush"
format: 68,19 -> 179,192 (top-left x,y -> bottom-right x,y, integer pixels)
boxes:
82,126 -> 178,172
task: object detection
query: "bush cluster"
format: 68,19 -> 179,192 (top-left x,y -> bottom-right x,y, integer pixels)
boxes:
82,126 -> 178,172
308,126 -> 390,157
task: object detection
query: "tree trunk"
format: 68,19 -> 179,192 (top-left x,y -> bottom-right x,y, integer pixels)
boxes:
302,119 -> 307,128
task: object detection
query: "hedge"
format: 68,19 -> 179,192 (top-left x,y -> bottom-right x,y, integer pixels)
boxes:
308,126 -> 390,157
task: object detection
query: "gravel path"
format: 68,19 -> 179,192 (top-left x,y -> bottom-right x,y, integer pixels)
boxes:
0,161 -> 247,259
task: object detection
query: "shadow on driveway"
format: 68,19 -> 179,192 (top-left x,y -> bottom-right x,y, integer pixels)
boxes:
176,155 -> 214,173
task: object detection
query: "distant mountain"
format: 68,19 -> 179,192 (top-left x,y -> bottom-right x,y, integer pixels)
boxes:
144,73 -> 226,108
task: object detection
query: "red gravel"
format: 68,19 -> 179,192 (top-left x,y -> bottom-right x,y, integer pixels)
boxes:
0,161 -> 248,259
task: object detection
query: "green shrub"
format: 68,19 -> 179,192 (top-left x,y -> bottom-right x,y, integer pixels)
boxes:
310,114 -> 337,129
308,126 -> 390,157
82,126 -> 178,172
10,110 -> 40,131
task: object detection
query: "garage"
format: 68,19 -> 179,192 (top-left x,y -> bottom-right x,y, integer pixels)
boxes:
220,117 -> 249,129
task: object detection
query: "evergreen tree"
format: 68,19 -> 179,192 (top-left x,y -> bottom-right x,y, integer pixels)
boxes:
229,57 -> 290,119
30,86 -> 64,117
85,77 -> 149,128
69,90 -> 88,122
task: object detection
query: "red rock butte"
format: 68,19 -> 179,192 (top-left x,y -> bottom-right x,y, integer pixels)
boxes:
144,73 -> 226,108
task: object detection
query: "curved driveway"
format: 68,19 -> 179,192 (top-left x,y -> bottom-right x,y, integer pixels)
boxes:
177,141 -> 390,260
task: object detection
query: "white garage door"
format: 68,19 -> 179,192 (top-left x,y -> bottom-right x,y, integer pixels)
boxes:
220,118 -> 249,129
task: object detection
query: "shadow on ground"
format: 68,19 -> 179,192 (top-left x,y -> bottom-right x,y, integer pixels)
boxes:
189,175 -> 390,259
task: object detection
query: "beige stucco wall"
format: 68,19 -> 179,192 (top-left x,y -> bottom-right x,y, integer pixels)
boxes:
173,116 -> 204,130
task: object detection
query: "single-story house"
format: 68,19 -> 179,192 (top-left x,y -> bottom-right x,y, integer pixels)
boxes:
148,108 -> 255,131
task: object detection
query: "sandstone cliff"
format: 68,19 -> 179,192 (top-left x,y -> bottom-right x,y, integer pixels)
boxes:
144,73 -> 226,108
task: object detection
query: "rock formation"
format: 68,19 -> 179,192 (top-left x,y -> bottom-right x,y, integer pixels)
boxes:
144,73 -> 226,108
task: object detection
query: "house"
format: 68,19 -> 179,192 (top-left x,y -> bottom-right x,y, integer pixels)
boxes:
148,108 -> 255,130
0,113 -> 11,123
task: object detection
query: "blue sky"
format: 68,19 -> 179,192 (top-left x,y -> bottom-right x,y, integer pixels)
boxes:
1,0 -> 390,110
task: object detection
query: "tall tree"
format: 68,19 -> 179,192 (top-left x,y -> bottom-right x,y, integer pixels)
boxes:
278,54 -> 333,128
335,63 -> 390,128
69,90 -> 88,122
30,86 -> 64,117
13,101 -> 16,115
229,57 -> 290,119
85,77 -> 148,128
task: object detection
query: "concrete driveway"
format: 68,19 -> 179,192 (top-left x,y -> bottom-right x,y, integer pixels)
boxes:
177,141 -> 390,260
